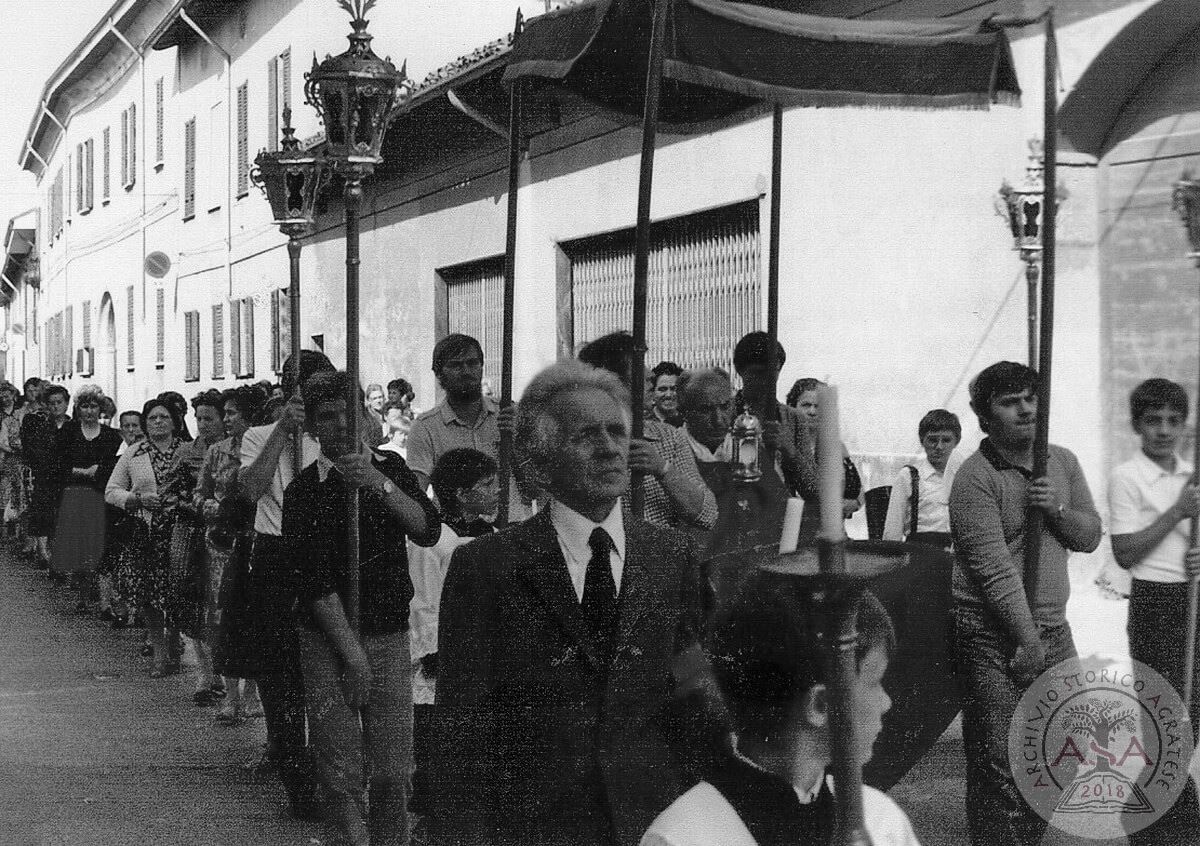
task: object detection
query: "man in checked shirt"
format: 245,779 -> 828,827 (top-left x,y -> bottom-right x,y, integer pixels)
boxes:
578,332 -> 717,533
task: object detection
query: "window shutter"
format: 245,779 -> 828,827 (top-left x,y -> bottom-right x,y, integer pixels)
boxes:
155,288 -> 165,367
126,285 -> 135,369
270,289 -> 280,373
230,300 -> 241,377
212,303 -> 224,378
155,77 -> 165,165
75,145 -> 83,212
183,118 -> 196,219
128,102 -> 137,186
243,297 -> 255,377
82,300 -> 91,349
237,82 -> 249,197
281,48 -> 291,110
184,311 -> 199,381
85,139 -> 94,210
184,312 -> 194,381
102,127 -> 110,201
66,305 -> 73,376
267,57 -> 278,152
120,108 -> 129,187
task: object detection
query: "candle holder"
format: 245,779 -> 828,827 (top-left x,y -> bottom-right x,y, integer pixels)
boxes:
730,407 -> 763,482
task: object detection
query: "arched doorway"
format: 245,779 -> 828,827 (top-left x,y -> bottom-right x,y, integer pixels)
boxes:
97,294 -> 117,405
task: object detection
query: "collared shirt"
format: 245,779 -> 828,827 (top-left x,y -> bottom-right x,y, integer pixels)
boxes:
549,498 -> 626,602
635,418 -> 719,531
882,454 -> 959,540
950,439 -> 1101,633
1109,451 -> 1194,583
406,396 -> 500,481
240,422 -> 322,536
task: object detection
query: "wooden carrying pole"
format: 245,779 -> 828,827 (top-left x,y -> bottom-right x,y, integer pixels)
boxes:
344,178 -> 363,634
629,0 -> 670,520
287,238 -> 304,479
497,10 -> 524,530
1024,11 -> 1057,609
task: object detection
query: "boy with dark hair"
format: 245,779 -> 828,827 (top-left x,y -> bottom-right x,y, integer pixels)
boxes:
950,361 -> 1102,846
409,447 -> 499,820
641,574 -> 919,846
883,409 -> 961,547
1109,377 -> 1200,846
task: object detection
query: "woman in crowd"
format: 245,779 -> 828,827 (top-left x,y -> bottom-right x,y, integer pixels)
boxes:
51,385 -> 122,612
787,377 -> 864,520
98,410 -> 146,626
159,391 -> 193,442
0,381 -> 25,539
165,389 -> 227,704
196,385 -> 265,723
365,382 -> 387,441
22,383 -> 70,567
106,398 -> 186,676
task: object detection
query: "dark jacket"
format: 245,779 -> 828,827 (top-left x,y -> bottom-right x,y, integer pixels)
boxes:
283,449 -> 441,637
434,509 -> 712,846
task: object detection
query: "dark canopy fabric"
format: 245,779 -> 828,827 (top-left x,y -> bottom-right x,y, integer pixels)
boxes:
504,0 -> 1020,125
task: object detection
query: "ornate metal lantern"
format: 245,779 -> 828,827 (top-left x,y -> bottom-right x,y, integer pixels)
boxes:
1172,171 -> 1200,267
996,139 -> 1047,263
730,407 -> 763,483
250,106 -> 329,238
304,0 -> 414,179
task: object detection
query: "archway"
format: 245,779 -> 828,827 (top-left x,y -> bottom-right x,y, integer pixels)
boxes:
97,293 -> 117,405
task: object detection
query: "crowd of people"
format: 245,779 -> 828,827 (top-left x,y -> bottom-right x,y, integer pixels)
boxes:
9,326 -> 1200,846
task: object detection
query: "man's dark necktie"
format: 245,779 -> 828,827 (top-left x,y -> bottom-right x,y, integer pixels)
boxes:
583,527 -> 618,665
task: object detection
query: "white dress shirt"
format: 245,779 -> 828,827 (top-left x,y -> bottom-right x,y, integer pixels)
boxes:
1109,451 -> 1193,583
549,499 -> 626,602
240,422 -> 322,537
882,454 -> 957,540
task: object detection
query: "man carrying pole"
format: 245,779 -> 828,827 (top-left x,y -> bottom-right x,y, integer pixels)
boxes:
949,361 -> 1102,846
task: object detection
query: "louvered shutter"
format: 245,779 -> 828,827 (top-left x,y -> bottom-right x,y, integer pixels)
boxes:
126,285 -> 135,369
102,127 -> 110,201
183,119 -> 196,219
155,77 -> 165,165
155,288 -> 165,367
128,102 -> 136,186
267,57 -> 278,152
212,304 -> 224,378
237,82 -> 249,196
230,300 -> 241,377
242,297 -> 255,377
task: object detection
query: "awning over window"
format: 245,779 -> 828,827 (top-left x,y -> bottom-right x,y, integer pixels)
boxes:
503,0 -> 1020,126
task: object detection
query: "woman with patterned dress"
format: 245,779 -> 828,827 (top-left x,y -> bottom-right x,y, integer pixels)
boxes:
22,382 -> 68,567
51,386 -> 122,611
164,389 -> 226,704
196,385 -> 265,723
105,398 -> 185,677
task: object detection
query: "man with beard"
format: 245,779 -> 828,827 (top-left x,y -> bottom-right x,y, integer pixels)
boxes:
406,334 -> 524,519
950,361 -> 1101,846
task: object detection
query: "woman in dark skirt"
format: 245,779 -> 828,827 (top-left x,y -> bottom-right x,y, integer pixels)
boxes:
21,381 -> 67,567
105,398 -> 185,676
51,386 -> 122,611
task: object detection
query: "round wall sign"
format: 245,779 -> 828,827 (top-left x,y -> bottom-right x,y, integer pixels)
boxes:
144,251 -> 172,279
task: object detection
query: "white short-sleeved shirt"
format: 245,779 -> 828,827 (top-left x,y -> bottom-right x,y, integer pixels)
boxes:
1109,451 -> 1193,583
882,454 -> 958,541
240,422 -> 322,537
640,779 -> 921,846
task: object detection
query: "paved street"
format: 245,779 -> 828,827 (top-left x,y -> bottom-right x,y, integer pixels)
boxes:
0,548 -> 321,846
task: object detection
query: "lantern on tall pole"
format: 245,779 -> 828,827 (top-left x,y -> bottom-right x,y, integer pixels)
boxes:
996,138 -> 1064,367
251,106 -> 330,477
305,0 -> 413,632
1171,171 -> 1200,710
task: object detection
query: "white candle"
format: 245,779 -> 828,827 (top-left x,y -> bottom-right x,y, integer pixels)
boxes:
817,385 -> 845,543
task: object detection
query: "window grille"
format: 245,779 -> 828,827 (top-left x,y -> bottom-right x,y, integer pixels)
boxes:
563,201 -> 760,377
442,257 -> 504,386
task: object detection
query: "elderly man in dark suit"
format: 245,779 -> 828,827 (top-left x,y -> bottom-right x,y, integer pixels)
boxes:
434,361 -> 715,846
